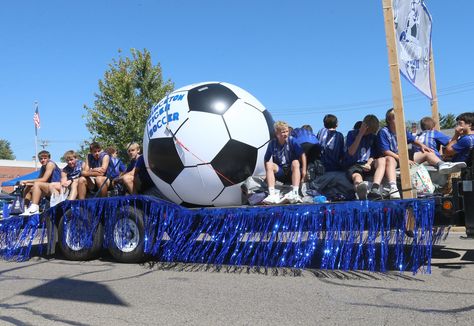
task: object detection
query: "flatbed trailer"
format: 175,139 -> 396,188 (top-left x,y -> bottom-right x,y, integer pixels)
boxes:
2,152 -> 472,273
1,195 -> 436,274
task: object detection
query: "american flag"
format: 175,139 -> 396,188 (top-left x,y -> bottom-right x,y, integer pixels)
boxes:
33,105 -> 40,129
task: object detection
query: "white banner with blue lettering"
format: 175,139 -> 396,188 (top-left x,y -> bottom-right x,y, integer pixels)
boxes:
393,0 -> 433,99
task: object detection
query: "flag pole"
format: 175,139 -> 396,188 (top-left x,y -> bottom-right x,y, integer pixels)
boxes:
382,0 -> 414,199
34,101 -> 39,170
429,45 -> 440,130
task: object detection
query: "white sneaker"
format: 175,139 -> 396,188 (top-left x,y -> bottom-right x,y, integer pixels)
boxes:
355,182 -> 368,200
20,204 -> 39,216
262,194 -> 281,205
389,187 -> 401,199
438,162 -> 467,175
282,192 -> 303,204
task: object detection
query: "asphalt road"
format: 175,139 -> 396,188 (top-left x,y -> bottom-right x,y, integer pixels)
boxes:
0,232 -> 473,326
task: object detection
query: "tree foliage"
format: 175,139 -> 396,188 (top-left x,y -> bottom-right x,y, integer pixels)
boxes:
439,113 -> 457,130
84,49 -> 174,159
0,139 -> 15,160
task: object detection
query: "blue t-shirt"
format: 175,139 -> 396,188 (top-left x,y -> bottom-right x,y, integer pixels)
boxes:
136,155 -> 154,190
108,157 -> 126,179
62,160 -> 83,180
316,128 -> 344,171
452,134 -> 474,163
344,130 -> 377,166
39,160 -> 62,183
264,136 -> 304,167
414,130 -> 450,158
376,126 -> 415,157
125,157 -> 138,173
87,151 -> 109,170
291,128 -> 319,145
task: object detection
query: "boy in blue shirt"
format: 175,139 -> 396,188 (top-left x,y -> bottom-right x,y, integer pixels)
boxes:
113,142 -> 141,194
291,124 -> 320,163
78,142 -> 111,199
57,150 -> 83,201
414,117 -> 450,159
378,109 -> 465,199
20,150 -> 62,215
345,115 -> 386,200
444,112 -> 474,163
316,114 -> 344,172
263,121 -> 306,204
411,116 -> 467,171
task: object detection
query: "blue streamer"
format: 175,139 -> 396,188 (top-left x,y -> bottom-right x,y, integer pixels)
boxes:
0,196 -> 436,274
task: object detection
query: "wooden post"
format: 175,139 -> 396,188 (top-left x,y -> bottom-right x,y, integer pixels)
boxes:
429,46 -> 440,130
382,0 -> 414,199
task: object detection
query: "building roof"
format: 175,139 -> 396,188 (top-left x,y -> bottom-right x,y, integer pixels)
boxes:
0,159 -> 66,169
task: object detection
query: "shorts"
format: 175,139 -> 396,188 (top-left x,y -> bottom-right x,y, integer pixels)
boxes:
275,165 -> 292,184
346,163 -> 375,181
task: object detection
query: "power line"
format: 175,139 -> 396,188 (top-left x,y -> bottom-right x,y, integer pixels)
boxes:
269,81 -> 474,115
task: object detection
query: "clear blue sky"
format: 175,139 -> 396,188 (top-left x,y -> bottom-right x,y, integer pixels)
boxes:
1,0 -> 473,161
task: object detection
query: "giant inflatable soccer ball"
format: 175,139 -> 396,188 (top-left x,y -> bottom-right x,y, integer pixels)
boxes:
143,82 -> 274,207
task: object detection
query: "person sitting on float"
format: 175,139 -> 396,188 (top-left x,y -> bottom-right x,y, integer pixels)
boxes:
442,112 -> 474,165
20,150 -> 61,216
113,142 -> 141,194
51,150 -> 83,201
77,142 -> 111,199
344,114 -> 386,200
263,121 -> 306,204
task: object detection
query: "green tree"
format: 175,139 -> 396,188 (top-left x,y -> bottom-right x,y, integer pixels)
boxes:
0,139 -> 15,160
439,113 -> 457,129
84,48 -> 174,160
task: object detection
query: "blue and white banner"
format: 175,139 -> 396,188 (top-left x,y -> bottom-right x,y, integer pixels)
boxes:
393,0 -> 433,99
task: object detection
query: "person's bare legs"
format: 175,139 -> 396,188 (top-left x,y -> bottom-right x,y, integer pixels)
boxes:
373,157 -> 386,185
385,156 -> 397,183
31,181 -> 54,205
414,151 -> 441,166
78,176 -> 88,200
122,174 -> 134,194
265,161 -> 278,190
96,176 -> 110,197
263,162 -> 280,204
68,179 -> 79,200
352,173 -> 363,185
290,160 -> 301,188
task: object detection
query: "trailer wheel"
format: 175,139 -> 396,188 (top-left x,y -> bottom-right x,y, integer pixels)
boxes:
58,208 -> 104,261
108,207 -> 146,263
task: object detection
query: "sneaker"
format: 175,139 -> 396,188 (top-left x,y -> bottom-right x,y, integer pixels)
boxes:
20,205 -> 39,216
281,192 -> 303,204
355,182 -> 368,200
262,194 -> 281,205
438,162 -> 467,175
368,187 -> 383,200
389,187 -> 401,199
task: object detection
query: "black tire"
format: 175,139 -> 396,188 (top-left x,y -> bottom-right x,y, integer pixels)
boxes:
108,207 -> 146,263
58,208 -> 104,261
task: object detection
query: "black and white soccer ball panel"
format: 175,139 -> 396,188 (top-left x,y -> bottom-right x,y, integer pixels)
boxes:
173,111 -> 230,166
220,82 -> 266,113
223,98 -> 271,148
254,145 -> 270,176
211,183 -> 244,207
146,169 -> 183,205
171,165 -> 224,206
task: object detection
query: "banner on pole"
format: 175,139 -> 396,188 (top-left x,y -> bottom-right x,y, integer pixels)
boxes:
393,0 -> 432,99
